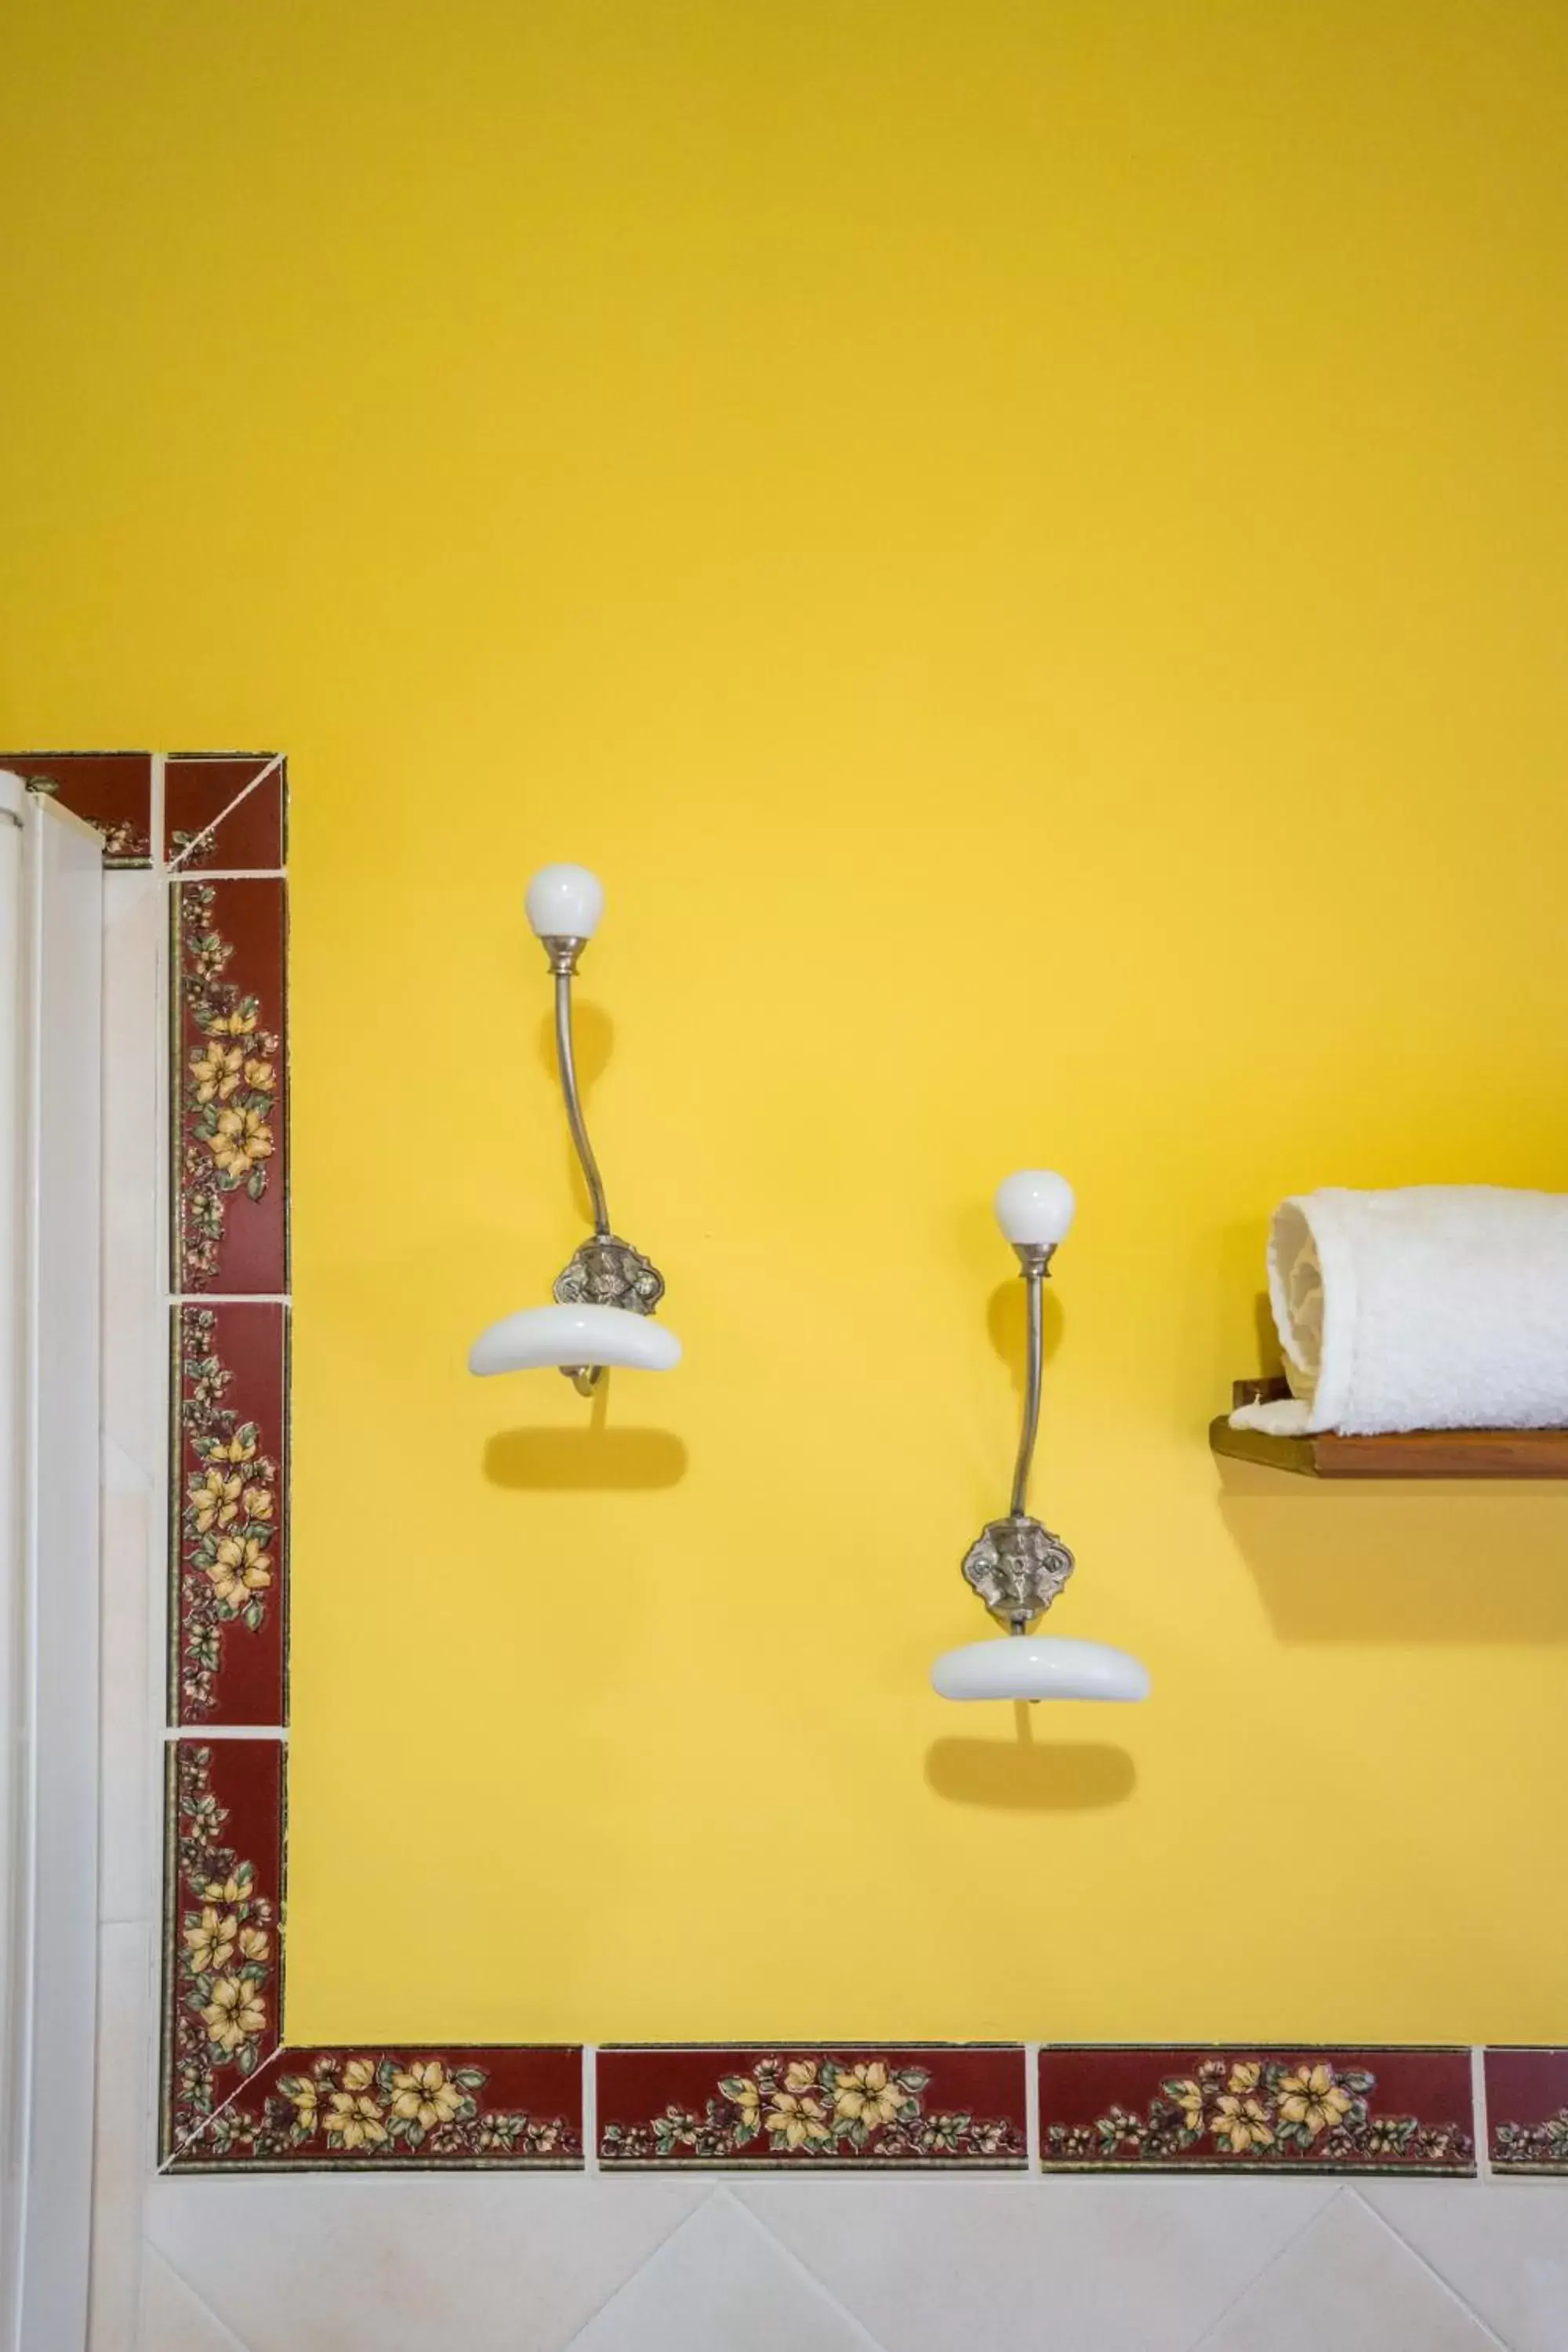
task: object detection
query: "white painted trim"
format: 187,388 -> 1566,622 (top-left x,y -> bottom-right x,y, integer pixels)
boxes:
0,775 -> 28,2332
0,789 -> 103,2352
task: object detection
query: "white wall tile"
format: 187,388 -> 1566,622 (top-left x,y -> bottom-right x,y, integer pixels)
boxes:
1364,2180 -> 1568,2352
568,2191 -> 880,2352
88,1922 -> 154,2352
99,1481 -> 155,1924
141,2250 -> 251,2352
100,870 -> 163,1486
1198,2189 -> 1503,2352
143,2173 -> 710,2352
735,2173 -> 1336,2352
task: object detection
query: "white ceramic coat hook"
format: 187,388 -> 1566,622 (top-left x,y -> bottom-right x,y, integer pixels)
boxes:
930,1171 -> 1149,1703
468,864 -> 682,1388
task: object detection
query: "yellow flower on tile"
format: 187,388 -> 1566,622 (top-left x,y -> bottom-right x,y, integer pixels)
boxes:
201,1974 -> 266,2054
201,1871 -> 248,1904
242,1057 -> 276,1092
1227,2062 -> 1262,2096
208,1536 -> 272,1608
285,2078 -> 321,2129
390,2062 -> 465,2132
207,1106 -> 274,1181
833,2061 -> 905,2132
1168,2078 -> 1204,2130
183,1906 -> 238,1974
782,2060 -> 818,2095
728,2078 -> 762,2127
202,1432 -> 257,1468
238,1926 -> 269,1963
1277,2065 -> 1352,2139
765,2091 -> 831,2150
325,2092 -> 387,2151
1212,2095 -> 1275,2155
190,1467 -> 242,1533
190,1040 -> 244,1103
241,1484 -> 274,1520
205,1009 -> 257,1039
343,2057 -> 378,2094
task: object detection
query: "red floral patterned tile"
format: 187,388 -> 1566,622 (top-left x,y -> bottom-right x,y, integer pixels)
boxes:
162,1737 -> 285,2163
1485,2048 -> 1568,2173
167,2043 -> 583,2171
0,750 -> 151,863
1039,2046 -> 1474,2175
172,878 -> 287,1295
166,755 -> 286,870
597,2047 -> 1027,2167
170,1302 -> 288,1727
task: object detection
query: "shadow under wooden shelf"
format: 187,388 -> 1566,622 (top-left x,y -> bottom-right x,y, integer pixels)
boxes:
1210,1378 -> 1568,1479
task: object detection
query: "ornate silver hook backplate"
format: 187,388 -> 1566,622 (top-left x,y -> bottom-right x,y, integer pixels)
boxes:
961,1515 -> 1076,1632
554,1234 -> 666,1316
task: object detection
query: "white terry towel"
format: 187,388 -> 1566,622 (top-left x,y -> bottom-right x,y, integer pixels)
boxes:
1229,1186 -> 1568,1436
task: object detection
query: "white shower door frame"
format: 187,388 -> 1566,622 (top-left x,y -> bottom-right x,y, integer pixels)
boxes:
0,771 -> 104,2352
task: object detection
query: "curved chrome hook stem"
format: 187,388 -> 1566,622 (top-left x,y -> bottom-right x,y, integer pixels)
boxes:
544,944 -> 611,1240
543,937 -> 610,1391
1008,1243 -> 1054,1518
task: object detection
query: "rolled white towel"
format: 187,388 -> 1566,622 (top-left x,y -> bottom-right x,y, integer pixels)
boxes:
1229,1186 -> 1568,1437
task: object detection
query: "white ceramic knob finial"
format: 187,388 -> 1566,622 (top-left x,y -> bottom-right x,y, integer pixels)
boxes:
994,1169 -> 1076,1249
525,863 -> 604,940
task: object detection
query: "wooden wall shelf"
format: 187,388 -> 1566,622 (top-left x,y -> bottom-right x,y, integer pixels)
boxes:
1210,1380 -> 1568,1479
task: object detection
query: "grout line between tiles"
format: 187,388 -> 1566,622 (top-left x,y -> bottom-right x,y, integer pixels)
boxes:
1472,2046 -> 1491,2180
1185,2185 -> 1352,2349
142,2249 -> 256,2352
158,2045 -> 278,2171
1340,2189 -> 1511,2349
583,2044 -> 599,2172
554,2190 -> 729,2349
725,2190 -> 892,2350
149,760 -> 175,2180
150,755 -> 166,883
162,1726 -> 288,1741
165,753 -> 283,873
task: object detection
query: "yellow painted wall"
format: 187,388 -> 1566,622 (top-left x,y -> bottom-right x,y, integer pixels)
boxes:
5,0 -> 1568,2042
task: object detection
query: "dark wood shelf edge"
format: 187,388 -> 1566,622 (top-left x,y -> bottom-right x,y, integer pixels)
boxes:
1210,1414 -> 1568,1479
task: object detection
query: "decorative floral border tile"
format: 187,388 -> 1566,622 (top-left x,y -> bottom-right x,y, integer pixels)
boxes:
162,1738 -> 286,2164
140,746 -> 1553,2186
172,877 -> 288,1294
166,754 -> 286,870
0,750 -> 152,863
170,1301 -> 289,1726
597,2046 -> 1027,2168
166,2044 -> 583,2172
1038,2047 -> 1475,2175
1485,2048 -> 1568,2174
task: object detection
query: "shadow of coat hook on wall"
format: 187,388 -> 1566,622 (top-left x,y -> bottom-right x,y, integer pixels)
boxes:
468,863 -> 683,1392
931,1171 -> 1150,1706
